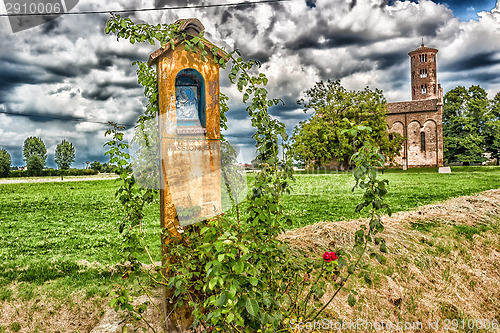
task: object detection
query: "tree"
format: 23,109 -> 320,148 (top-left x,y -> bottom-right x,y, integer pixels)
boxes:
443,85 -> 492,164
484,92 -> 500,164
291,80 -> 404,169
0,148 -> 11,177
23,137 -> 46,175
26,154 -> 44,176
90,160 -> 103,172
55,139 -> 76,170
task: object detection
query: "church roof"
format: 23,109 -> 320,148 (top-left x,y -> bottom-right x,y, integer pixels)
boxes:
408,43 -> 438,56
386,98 -> 439,114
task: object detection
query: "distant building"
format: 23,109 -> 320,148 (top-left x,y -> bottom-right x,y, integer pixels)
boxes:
386,43 -> 444,168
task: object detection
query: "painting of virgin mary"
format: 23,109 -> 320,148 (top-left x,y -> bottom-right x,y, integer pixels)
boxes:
176,86 -> 198,120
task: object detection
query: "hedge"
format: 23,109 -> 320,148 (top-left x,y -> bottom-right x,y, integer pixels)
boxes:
4,169 -> 98,178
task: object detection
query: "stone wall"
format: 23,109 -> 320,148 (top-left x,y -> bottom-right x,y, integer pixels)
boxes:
386,98 -> 444,168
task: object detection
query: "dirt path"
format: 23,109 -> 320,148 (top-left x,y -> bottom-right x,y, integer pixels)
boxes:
0,174 -> 119,184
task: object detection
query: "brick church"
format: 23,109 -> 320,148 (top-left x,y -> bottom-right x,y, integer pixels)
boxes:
386,43 -> 444,168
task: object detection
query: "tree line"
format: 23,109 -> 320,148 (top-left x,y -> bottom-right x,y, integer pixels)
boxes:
0,137 -> 75,177
443,85 -> 500,165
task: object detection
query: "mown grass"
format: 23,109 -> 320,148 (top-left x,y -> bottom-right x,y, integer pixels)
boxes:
0,166 -> 499,293
0,179 -> 161,300
0,167 -> 499,331
284,166 -> 500,228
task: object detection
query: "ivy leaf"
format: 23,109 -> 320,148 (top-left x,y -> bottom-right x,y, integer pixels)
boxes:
232,260 -> 244,274
216,292 -> 226,307
245,298 -> 259,317
249,277 -> 258,286
208,277 -> 218,290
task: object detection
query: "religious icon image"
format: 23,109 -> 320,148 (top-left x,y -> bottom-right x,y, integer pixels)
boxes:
176,86 -> 198,120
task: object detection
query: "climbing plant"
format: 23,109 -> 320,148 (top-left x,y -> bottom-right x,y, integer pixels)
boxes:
105,14 -> 391,332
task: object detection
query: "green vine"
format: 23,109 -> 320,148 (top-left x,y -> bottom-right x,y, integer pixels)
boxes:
104,14 -> 391,332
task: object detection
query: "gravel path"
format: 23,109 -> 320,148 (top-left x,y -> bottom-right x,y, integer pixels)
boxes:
0,174 -> 119,184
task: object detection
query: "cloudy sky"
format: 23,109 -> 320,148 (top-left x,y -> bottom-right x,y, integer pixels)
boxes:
1,0 -> 500,167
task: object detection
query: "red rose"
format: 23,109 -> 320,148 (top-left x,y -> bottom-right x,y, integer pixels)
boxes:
323,251 -> 337,262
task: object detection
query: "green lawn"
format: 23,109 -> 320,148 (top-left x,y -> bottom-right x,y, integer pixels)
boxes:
0,179 -> 161,296
284,166 -> 500,228
0,166 -> 499,292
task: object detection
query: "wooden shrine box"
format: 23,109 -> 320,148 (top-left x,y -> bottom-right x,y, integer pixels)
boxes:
148,19 -> 224,231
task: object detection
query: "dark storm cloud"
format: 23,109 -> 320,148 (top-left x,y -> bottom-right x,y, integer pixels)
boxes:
82,89 -> 114,101
225,107 -> 249,121
2,105 -> 85,124
41,19 -> 61,34
42,63 -> 95,78
442,51 -> 500,72
270,103 -> 302,114
297,52 -> 374,81
50,86 -> 72,94
95,47 -> 146,65
154,0 -> 202,7
448,71 -> 500,86
0,66 -> 38,92
244,50 -> 272,63
369,50 -> 408,71
286,31 -> 373,51
82,79 -> 141,101
306,0 -> 317,8
220,10 -> 232,25
0,64 -> 52,100
415,18 -> 447,37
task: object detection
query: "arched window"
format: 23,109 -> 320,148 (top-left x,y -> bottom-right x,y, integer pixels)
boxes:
175,69 -> 206,134
421,132 -> 426,151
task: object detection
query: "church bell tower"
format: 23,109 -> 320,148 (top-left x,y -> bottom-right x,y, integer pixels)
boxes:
409,43 -> 439,100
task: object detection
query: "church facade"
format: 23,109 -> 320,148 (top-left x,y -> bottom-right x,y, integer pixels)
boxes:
386,44 -> 444,168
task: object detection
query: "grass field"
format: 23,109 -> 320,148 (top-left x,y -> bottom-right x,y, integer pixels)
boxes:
285,166 -> 500,228
0,180 -> 160,306
0,166 -> 500,330
0,166 -> 499,289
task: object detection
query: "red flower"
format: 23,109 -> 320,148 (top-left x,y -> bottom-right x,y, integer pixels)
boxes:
323,251 -> 337,262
